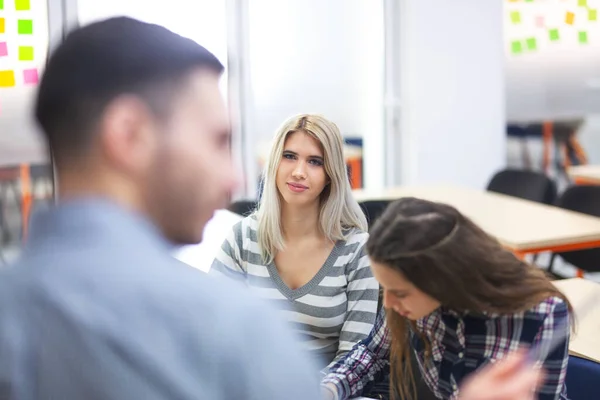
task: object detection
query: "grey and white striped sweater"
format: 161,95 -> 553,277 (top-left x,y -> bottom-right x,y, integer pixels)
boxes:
210,215 -> 379,368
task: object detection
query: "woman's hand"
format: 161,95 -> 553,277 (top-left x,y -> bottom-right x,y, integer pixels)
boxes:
459,350 -> 544,400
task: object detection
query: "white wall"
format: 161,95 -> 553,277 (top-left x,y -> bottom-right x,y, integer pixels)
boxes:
246,0 -> 385,190
396,0 -> 506,189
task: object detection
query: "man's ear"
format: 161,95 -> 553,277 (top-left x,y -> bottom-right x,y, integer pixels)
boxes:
99,95 -> 158,173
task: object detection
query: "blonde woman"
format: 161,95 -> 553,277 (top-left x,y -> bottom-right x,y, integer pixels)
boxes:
211,114 -> 379,369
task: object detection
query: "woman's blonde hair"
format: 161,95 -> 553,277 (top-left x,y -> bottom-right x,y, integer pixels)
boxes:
256,114 -> 367,262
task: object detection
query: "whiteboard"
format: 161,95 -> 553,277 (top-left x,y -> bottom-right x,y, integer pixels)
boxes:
0,0 -> 50,166
505,0 -> 600,121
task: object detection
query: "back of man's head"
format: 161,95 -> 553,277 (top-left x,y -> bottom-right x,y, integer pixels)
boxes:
35,17 -> 237,244
35,16 -> 222,164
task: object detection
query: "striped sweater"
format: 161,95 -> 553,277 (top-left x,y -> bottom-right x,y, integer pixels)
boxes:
210,216 -> 379,369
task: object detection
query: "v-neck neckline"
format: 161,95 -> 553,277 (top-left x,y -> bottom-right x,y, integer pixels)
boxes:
267,239 -> 344,300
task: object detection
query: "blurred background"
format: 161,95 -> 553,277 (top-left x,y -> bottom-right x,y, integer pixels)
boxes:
2,0 -> 600,282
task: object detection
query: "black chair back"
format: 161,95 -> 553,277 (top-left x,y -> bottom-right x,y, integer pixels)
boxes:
359,200 -> 391,230
227,200 -> 258,217
486,169 -> 557,205
565,355 -> 600,400
554,185 -> 600,274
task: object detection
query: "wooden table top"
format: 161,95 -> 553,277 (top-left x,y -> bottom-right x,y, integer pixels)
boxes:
568,165 -> 600,184
353,185 -> 600,253
553,278 -> 600,363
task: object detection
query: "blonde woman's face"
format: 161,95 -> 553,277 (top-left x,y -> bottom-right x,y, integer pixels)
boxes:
276,131 -> 329,208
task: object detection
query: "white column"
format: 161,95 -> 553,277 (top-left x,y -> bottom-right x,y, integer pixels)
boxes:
394,0 -> 506,189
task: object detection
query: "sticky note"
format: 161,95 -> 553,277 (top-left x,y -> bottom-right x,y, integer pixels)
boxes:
590,9 -> 597,21
17,19 -> 33,34
0,70 -> 16,87
510,11 -> 521,24
549,29 -> 560,41
526,37 -> 537,51
15,0 -> 30,10
579,0 -> 587,6
18,46 -> 33,61
535,15 -> 545,28
0,0 -> 4,10
511,41 -> 523,55
525,0 -> 534,2
23,68 -> 38,85
0,42 -> 7,57
579,31 -> 588,44
0,18 -> 5,34
566,12 -> 575,25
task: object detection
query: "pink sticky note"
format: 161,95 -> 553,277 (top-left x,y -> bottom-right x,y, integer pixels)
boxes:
0,42 -> 7,57
535,15 -> 545,28
23,68 -> 38,84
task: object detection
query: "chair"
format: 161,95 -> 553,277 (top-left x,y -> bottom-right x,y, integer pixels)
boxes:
548,185 -> 600,276
486,169 -> 557,205
565,355 -> 600,400
227,200 -> 258,217
359,200 -> 391,230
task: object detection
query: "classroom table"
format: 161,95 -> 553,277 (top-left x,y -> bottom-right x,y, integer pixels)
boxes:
553,278 -> 600,363
353,185 -> 600,258
568,165 -> 600,185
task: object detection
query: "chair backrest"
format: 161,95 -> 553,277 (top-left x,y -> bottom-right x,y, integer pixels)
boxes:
555,185 -> 600,273
227,200 -> 258,217
565,355 -> 600,400
359,200 -> 391,230
486,169 -> 557,205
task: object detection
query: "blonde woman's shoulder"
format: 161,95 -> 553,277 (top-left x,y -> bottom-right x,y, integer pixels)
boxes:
343,227 -> 369,246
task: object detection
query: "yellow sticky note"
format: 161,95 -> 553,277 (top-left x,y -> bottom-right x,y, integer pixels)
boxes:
566,11 -> 575,25
0,18 -> 5,34
15,0 -> 29,10
579,0 -> 587,6
510,11 -> 522,24
0,70 -> 16,87
590,9 -> 597,21
18,46 -> 34,61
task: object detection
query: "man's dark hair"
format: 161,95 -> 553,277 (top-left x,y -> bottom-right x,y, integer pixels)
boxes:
35,17 -> 224,165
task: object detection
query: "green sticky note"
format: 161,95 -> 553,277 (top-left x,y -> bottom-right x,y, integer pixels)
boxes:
510,11 -> 521,24
579,31 -> 589,44
590,9 -> 597,21
18,46 -> 33,61
17,19 -> 33,34
549,29 -> 560,41
0,0 -> 4,10
511,41 -> 523,54
525,0 -> 533,2
526,37 -> 537,50
579,0 -> 587,6
15,0 -> 30,10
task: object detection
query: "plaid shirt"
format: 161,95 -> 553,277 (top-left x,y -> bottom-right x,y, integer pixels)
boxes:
322,296 -> 570,400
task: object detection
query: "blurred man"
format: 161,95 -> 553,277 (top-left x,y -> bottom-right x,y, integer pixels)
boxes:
0,17 -> 319,400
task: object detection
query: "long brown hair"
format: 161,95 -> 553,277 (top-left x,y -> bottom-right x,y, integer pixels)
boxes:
366,197 -> 573,400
